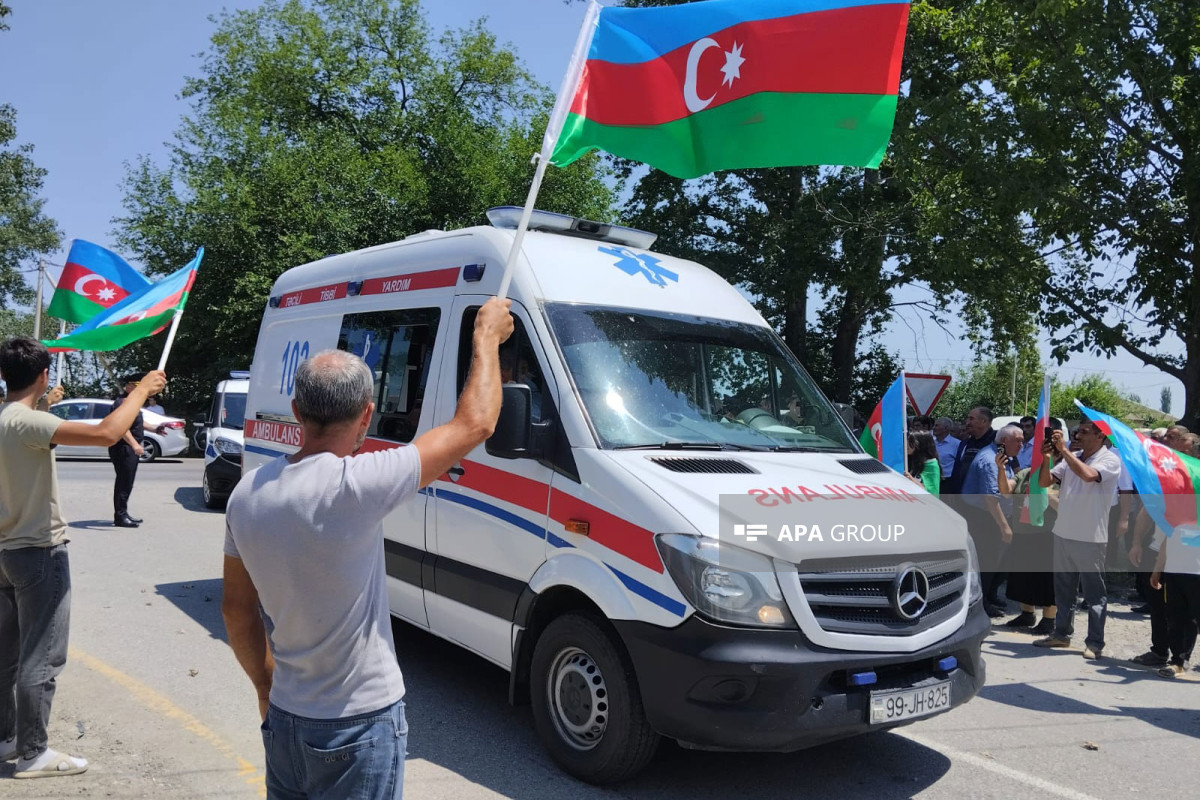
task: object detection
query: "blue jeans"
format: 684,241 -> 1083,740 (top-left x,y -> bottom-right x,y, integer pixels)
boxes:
262,700 -> 407,800
0,544 -> 72,760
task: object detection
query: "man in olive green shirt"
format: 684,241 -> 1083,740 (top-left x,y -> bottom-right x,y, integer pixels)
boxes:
0,337 -> 165,779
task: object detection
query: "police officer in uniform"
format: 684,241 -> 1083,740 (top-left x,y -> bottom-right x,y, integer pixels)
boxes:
110,373 -> 146,528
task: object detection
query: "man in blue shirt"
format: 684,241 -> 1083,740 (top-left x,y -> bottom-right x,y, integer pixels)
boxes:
961,424 -> 1021,616
933,417 -> 960,494
1016,416 -> 1036,470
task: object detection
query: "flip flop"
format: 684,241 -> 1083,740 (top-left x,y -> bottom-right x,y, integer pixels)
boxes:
13,750 -> 88,779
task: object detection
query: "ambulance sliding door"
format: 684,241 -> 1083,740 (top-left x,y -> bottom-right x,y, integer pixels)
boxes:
336,306 -> 447,630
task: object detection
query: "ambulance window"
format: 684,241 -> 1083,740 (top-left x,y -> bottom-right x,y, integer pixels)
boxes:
337,308 -> 441,443
457,308 -> 547,423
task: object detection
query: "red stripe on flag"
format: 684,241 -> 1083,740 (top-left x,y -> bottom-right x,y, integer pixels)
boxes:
1141,437 -> 1198,527
359,267 -> 460,297
57,261 -> 131,308
573,3 -> 909,127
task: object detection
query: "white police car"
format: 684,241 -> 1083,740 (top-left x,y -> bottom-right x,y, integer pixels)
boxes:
197,371 -> 248,508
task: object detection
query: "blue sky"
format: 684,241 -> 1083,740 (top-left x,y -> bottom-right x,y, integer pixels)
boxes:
0,0 -> 1185,416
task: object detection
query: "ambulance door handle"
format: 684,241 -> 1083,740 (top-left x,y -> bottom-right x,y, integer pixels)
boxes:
447,465 -> 465,482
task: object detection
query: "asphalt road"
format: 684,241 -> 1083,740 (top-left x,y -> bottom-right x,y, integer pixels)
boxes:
3,458 -> 1197,798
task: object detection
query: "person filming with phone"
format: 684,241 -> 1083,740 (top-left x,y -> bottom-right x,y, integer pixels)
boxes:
1032,420 -> 1121,658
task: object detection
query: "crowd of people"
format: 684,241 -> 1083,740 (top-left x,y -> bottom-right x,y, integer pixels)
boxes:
907,409 -> 1200,676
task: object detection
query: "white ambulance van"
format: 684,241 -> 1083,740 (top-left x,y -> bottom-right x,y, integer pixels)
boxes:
243,208 -> 988,784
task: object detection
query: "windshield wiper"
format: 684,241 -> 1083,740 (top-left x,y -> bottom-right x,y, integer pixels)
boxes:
768,445 -> 854,453
613,442 -> 739,451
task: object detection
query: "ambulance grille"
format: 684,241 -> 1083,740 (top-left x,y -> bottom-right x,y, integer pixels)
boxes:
838,458 -> 892,475
796,552 -> 967,636
648,457 -> 758,474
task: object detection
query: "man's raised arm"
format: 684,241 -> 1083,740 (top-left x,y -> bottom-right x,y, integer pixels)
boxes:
413,298 -> 514,488
51,371 -> 167,447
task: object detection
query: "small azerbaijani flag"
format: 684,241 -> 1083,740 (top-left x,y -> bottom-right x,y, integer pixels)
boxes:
43,249 -> 202,353
1021,376 -> 1051,526
550,0 -> 911,178
858,372 -> 907,473
1076,401 -> 1200,546
47,240 -> 152,324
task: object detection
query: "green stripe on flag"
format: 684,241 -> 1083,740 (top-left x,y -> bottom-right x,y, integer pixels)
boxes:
46,293 -> 105,324
858,427 -> 878,458
1026,464 -> 1049,527
552,92 -> 900,178
42,308 -> 178,352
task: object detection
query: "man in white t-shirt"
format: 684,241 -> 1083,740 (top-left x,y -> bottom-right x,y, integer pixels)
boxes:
1033,420 -> 1122,658
222,298 -> 512,800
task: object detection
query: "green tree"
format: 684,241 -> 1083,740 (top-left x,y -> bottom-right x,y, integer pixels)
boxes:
935,347 -> 1045,423
116,0 -> 615,412
911,1 -> 1200,427
0,0 -> 60,309
1049,375 -> 1128,422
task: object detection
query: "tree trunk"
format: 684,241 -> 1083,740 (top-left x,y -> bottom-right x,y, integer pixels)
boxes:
783,293 -> 807,364
831,291 -> 865,403
1182,349 -> 1200,429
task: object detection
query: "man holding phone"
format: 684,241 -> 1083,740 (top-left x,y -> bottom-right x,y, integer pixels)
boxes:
1033,421 -> 1122,658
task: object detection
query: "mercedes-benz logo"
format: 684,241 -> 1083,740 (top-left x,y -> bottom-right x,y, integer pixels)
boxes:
891,564 -> 930,621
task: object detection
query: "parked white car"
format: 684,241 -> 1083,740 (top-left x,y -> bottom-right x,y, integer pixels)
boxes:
48,398 -> 189,462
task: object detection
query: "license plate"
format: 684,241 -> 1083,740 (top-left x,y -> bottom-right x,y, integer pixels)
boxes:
869,681 -> 951,725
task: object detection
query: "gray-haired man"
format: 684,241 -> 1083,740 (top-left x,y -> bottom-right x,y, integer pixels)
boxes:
222,298 -> 513,799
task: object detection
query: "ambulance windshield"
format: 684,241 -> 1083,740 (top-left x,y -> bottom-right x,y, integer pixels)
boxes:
545,304 -> 858,452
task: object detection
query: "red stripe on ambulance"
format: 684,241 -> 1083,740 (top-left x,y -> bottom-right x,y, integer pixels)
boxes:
278,282 -> 349,308
245,419 -> 304,448
359,267 -> 460,296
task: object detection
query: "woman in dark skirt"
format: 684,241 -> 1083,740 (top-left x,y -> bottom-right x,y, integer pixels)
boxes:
996,450 -> 1058,634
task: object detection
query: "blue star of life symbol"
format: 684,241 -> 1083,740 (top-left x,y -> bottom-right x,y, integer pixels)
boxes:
599,246 -> 679,288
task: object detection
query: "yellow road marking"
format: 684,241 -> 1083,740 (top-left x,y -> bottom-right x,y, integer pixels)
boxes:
69,647 -> 266,797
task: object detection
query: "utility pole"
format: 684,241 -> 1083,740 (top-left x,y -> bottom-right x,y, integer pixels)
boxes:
33,258 -> 46,339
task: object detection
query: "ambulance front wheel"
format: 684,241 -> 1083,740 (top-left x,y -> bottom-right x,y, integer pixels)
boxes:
530,613 -> 660,784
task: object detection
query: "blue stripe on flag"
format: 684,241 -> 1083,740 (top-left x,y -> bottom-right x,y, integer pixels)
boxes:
590,0 -> 905,65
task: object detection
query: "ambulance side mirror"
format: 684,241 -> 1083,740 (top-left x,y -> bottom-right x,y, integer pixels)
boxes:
487,384 -> 533,458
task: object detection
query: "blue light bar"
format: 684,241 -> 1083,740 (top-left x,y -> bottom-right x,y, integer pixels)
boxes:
937,656 -> 957,672
463,263 -> 486,282
848,671 -> 877,687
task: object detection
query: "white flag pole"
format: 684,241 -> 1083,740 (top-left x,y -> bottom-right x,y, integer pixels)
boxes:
54,321 -> 66,383
156,309 -> 183,371
497,0 -> 602,300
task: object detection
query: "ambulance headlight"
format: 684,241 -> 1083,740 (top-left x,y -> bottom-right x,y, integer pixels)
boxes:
213,437 -> 243,457
656,534 -> 795,629
966,537 -> 983,606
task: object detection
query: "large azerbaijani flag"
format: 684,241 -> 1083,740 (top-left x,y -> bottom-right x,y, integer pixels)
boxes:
43,249 -> 202,353
47,240 -> 152,323
858,372 -> 907,473
1076,401 -> 1200,545
550,0 -> 912,178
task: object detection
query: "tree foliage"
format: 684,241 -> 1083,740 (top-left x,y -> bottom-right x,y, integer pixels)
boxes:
0,0 -> 60,309
935,352 -> 1153,427
116,0 -> 615,412
913,0 -> 1200,427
